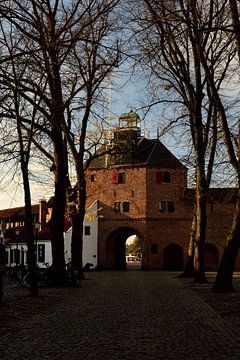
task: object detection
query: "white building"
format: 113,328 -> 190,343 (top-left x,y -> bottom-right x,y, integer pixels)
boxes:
64,201 -> 99,268
1,200 -> 99,269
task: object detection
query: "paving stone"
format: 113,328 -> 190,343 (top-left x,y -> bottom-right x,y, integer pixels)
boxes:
0,271 -> 239,359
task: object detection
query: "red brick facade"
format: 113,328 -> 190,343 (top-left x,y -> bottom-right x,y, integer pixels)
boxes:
86,115 -> 236,271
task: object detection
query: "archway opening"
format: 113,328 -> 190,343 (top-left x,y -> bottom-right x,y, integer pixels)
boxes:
204,244 -> 219,270
106,227 -> 143,270
125,235 -> 142,270
163,244 -> 184,271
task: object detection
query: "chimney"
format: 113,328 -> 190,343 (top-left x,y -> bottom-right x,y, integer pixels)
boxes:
39,200 -> 47,229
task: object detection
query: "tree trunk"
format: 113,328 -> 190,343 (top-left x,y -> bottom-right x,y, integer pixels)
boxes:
179,206 -> 196,278
49,126 -> 67,285
21,161 -> 38,296
213,188 -> 240,292
71,173 -> 86,281
193,163 -> 207,283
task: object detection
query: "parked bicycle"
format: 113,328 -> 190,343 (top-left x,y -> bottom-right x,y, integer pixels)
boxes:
8,264 -> 29,287
65,262 -> 80,287
8,262 -> 80,288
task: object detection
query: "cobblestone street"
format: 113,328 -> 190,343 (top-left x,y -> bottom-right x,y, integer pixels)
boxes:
0,271 -> 240,359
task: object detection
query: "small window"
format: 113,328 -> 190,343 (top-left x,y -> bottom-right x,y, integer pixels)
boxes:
37,244 -> 45,263
85,226 -> 91,236
167,201 -> 175,213
114,202 -> 121,212
90,174 -> 96,182
122,202 -> 130,212
118,172 -> 126,184
151,244 -> 158,254
159,201 -> 166,212
156,171 -> 164,183
164,171 -> 171,183
156,171 -> 171,183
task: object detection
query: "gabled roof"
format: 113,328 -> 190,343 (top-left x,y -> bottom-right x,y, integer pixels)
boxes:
133,138 -> 185,168
89,137 -> 186,169
0,204 -> 39,219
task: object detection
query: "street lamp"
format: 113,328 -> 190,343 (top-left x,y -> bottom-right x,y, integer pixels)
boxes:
34,221 -> 41,263
15,228 -> 20,267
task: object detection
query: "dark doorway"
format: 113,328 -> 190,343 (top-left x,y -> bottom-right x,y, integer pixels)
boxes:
163,244 -> 184,271
204,244 -> 219,270
106,228 -> 142,270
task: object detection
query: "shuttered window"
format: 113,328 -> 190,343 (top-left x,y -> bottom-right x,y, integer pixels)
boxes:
156,171 -> 164,183
156,171 -> 171,183
112,172 -> 126,184
112,173 -> 119,184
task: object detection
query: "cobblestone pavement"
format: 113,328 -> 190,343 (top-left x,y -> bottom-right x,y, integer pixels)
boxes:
0,270 -> 240,360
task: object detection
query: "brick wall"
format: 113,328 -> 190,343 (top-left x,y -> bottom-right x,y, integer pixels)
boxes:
86,165 -> 236,270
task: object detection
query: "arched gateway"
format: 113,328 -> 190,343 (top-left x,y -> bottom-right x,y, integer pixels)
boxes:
105,227 -> 143,270
85,111 -> 235,272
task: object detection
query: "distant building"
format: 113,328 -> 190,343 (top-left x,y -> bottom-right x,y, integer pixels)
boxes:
0,200 -> 53,268
0,199 -> 98,269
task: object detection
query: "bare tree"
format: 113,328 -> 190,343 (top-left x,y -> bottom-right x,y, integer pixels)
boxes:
129,0 -> 234,282
209,0 -> 240,292
0,21 -> 41,295
0,0 -> 122,283
62,1 -> 121,279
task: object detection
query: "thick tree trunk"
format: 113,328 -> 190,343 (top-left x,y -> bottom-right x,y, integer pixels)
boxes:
22,161 -> 38,296
49,126 -> 67,285
71,174 -> 86,281
193,163 -> 207,283
213,189 -> 240,292
179,207 -> 196,278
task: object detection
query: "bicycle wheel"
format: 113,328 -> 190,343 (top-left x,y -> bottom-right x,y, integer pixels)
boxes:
22,274 -> 30,287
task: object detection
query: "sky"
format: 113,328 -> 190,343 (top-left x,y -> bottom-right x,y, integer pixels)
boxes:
0,70 -> 153,210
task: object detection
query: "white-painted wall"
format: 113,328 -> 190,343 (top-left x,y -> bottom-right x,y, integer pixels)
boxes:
5,240 -> 52,268
64,200 -> 99,268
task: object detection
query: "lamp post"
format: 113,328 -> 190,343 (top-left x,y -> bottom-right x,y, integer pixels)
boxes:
34,221 -> 40,264
15,228 -> 20,267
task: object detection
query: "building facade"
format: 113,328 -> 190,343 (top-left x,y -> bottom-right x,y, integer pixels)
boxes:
86,111 -> 237,271
0,111 -> 237,271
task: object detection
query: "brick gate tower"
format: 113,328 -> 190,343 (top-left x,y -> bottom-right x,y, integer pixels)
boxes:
86,111 -> 236,270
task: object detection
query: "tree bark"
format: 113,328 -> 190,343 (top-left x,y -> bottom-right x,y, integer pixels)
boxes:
179,206 -> 196,278
71,169 -> 86,282
21,160 -> 38,296
193,174 -> 207,283
49,126 -> 67,285
213,188 -> 240,292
